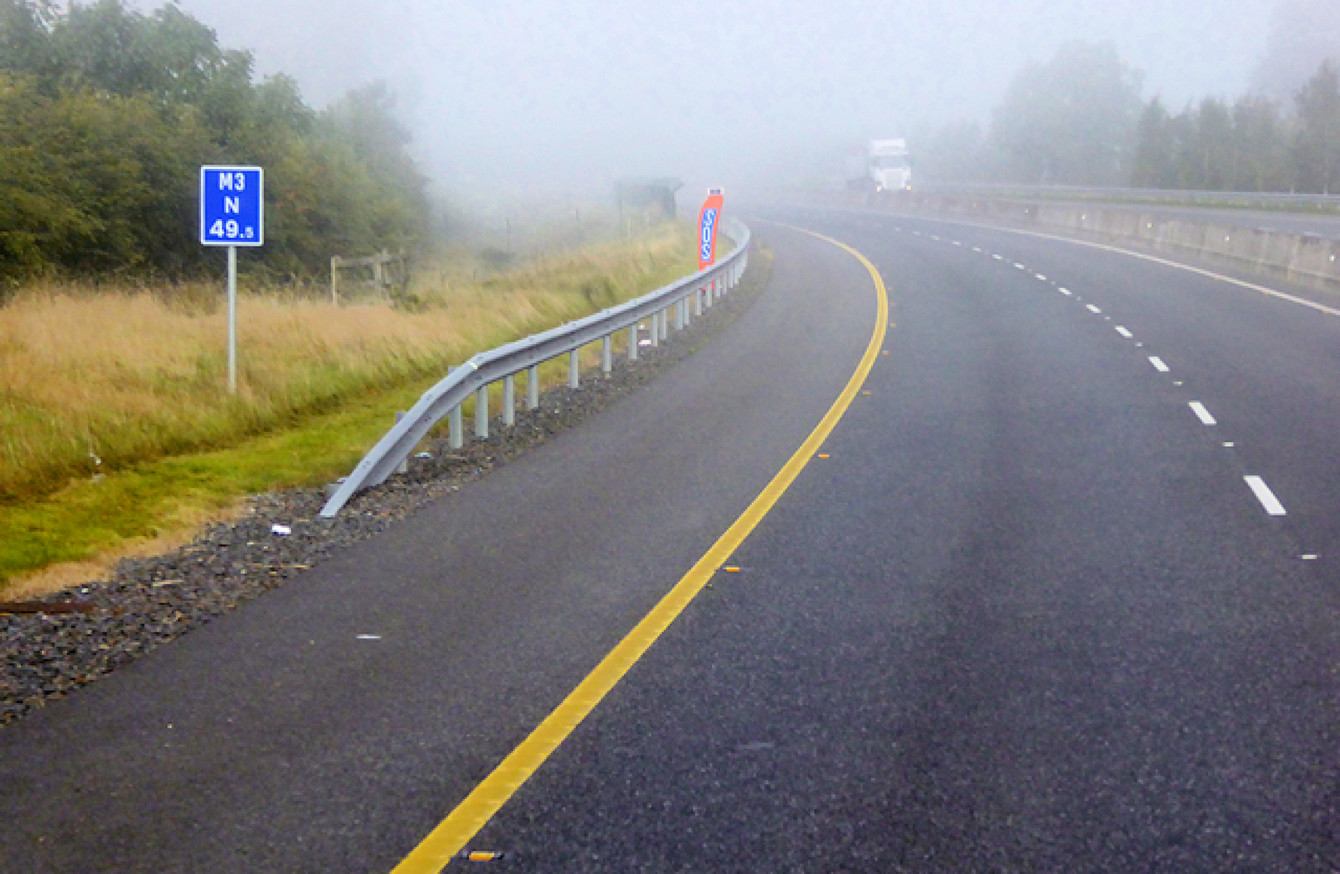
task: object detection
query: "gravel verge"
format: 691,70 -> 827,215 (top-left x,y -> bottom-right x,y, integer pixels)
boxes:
0,256 -> 767,728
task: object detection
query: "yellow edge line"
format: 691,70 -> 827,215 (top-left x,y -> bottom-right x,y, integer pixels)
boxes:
390,227 -> 889,873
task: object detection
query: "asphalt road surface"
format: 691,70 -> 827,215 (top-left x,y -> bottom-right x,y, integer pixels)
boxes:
4,209 -> 1340,872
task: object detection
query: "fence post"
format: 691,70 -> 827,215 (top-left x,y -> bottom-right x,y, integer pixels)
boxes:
330,256 -> 341,304
503,375 -> 515,426
528,365 -> 540,410
569,350 -> 580,388
628,324 -> 639,361
602,335 -> 612,374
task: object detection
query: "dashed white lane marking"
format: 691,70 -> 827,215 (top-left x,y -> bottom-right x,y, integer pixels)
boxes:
1149,356 -> 1170,372
952,240 -> 963,247
1188,402 -> 1217,425
1058,287 -> 1073,296
1086,304 -> 1102,314
972,246 -> 982,253
992,254 -> 1003,261
993,225 -> 1340,319
1244,476 -> 1287,516
1036,274 -> 1048,281
356,634 -> 382,640
1013,262 -> 1027,270
1115,326 -> 1133,338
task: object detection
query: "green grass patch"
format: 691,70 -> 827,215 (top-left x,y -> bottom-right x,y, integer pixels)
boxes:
1,221 -> 707,593
0,377 -> 431,585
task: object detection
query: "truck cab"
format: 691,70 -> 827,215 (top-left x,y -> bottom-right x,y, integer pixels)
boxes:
867,139 -> 912,193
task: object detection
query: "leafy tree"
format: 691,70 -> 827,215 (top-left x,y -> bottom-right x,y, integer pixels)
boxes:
0,0 -> 57,77
0,0 -> 433,285
1294,60 -> 1340,193
1130,98 -> 1176,188
1184,98 -> 1235,190
1230,96 -> 1290,191
320,82 -> 430,248
1128,94 -> 1294,193
991,41 -> 1144,185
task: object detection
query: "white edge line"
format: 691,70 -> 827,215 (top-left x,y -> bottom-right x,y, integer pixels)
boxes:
1244,476 -> 1287,516
912,217 -> 1340,319
1149,356 -> 1170,372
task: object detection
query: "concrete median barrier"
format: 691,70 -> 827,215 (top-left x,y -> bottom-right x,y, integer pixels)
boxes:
887,193 -> 1340,296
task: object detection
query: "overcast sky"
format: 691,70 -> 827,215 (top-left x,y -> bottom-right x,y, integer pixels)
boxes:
171,0 -> 1283,202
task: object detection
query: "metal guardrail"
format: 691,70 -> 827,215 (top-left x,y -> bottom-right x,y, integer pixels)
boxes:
319,219 -> 752,517
917,183 -> 1340,211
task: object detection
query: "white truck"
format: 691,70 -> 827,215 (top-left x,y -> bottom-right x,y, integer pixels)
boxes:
846,138 -> 913,196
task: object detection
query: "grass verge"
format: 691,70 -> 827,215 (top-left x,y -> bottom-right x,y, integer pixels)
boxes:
1,223 -> 701,595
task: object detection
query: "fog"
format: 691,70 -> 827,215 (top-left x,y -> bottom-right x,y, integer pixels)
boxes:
171,0 -> 1289,202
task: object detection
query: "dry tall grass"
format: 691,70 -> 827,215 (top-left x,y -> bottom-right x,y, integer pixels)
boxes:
0,223 -> 695,503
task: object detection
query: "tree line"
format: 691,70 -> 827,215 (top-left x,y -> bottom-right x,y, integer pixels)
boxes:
1129,64 -> 1340,194
920,39 -> 1340,196
0,0 -> 431,286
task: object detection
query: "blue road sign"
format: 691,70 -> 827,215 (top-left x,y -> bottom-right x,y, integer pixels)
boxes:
200,166 -> 264,246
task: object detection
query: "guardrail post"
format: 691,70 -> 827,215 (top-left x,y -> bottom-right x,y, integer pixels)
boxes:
395,411 -> 409,474
317,220 -> 751,518
449,405 -> 463,449
475,386 -> 489,439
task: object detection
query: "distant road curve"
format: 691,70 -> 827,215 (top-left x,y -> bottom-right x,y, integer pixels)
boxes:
917,182 -> 1340,240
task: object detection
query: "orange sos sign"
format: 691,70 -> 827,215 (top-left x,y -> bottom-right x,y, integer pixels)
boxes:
698,188 -> 725,269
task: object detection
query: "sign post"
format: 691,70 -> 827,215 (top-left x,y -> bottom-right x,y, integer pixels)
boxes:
199,165 -> 264,394
697,187 -> 725,270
